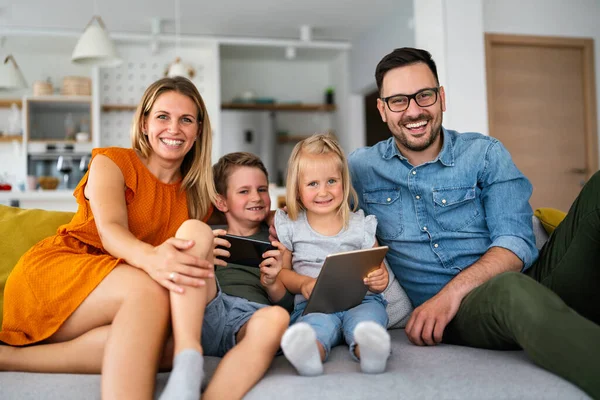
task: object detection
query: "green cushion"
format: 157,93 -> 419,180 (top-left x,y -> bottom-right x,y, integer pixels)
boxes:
534,207 -> 567,235
0,205 -> 74,327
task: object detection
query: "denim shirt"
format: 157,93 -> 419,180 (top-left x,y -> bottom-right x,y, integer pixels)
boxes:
348,128 -> 538,307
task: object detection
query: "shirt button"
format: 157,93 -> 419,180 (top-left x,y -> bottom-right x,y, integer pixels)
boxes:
415,195 -> 420,200
387,198 -> 391,202
434,243 -> 439,248
412,171 -> 417,175
423,226 -> 428,231
442,199 -> 447,204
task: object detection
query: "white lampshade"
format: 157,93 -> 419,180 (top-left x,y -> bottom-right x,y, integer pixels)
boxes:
72,15 -> 122,67
0,55 -> 27,89
166,57 -> 194,79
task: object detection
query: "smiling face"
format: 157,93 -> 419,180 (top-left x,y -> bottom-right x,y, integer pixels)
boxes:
377,62 -> 446,163
298,153 -> 344,219
143,90 -> 200,165
216,166 -> 271,233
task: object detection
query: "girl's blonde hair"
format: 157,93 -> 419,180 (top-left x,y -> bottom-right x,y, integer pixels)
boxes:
285,133 -> 358,227
131,76 -> 217,220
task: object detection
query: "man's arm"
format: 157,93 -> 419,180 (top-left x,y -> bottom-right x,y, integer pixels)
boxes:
406,139 -> 536,346
405,246 -> 522,346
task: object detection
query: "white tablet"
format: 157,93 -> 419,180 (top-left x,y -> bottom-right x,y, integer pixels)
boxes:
302,246 -> 389,315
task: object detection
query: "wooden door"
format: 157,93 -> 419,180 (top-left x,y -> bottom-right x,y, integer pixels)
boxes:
486,34 -> 598,212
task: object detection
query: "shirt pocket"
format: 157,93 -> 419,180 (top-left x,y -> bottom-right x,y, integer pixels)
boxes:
432,186 -> 480,231
363,188 -> 403,239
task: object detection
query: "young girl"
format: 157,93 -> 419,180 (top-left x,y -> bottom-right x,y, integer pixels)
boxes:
275,133 -> 391,376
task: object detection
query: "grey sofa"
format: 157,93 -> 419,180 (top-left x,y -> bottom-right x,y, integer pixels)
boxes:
0,217 -> 591,399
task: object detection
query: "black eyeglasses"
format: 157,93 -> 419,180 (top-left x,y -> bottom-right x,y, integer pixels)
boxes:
380,87 -> 440,112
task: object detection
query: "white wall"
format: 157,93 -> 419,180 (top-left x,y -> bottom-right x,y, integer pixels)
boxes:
349,0 -> 415,95
483,0 -> 600,154
414,0 -> 488,135
220,58 -> 332,104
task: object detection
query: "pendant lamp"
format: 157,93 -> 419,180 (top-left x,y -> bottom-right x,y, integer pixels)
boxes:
0,55 -> 27,89
72,15 -> 122,67
165,0 -> 195,79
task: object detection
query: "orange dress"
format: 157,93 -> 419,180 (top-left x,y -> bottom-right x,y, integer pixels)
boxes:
0,147 -> 210,346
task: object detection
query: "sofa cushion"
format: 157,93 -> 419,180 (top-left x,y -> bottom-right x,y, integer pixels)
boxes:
0,205 -> 74,327
534,207 -> 566,235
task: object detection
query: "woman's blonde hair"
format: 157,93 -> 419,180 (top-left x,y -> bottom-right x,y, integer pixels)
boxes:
131,76 -> 217,220
285,133 -> 358,227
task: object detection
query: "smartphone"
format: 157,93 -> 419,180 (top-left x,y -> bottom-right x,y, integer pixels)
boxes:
216,234 -> 276,268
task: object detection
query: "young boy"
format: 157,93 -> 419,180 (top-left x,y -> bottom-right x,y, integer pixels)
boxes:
160,152 -> 291,400
211,152 -> 294,312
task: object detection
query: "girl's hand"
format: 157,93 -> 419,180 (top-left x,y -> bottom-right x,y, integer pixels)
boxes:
146,237 -> 214,293
364,264 -> 389,293
300,277 -> 317,300
212,229 -> 230,267
259,241 -> 285,286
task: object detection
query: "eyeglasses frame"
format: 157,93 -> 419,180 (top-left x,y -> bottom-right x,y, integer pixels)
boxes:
380,87 -> 441,113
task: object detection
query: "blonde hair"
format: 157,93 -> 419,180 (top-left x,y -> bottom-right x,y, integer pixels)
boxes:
131,76 -> 217,220
285,133 -> 358,227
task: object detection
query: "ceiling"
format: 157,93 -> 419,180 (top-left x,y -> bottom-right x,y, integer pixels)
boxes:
0,0 -> 403,42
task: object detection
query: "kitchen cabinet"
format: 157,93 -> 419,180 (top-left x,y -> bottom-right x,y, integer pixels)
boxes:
22,96 -> 93,190
24,96 -> 92,142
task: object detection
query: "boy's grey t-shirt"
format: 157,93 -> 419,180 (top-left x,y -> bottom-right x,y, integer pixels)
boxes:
274,209 -> 377,305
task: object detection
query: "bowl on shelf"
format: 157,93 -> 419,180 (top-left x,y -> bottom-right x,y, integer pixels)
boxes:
38,176 -> 59,190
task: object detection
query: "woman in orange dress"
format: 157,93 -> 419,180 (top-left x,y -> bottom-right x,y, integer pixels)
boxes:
0,77 -> 218,399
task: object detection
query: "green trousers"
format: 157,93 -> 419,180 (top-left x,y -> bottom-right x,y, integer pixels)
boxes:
443,171 -> 600,399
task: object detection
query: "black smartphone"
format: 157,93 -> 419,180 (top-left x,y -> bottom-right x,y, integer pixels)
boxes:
216,234 -> 276,268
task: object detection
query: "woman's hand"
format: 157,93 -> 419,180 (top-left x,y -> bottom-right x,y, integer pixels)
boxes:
212,228 -> 230,267
364,264 -> 389,293
145,237 -> 214,293
300,277 -> 317,300
259,241 -> 285,286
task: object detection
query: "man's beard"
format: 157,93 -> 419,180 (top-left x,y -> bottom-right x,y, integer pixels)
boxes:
391,114 -> 441,152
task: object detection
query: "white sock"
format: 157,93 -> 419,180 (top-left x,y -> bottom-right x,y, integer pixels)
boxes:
354,321 -> 391,374
281,322 -> 324,376
159,349 -> 204,400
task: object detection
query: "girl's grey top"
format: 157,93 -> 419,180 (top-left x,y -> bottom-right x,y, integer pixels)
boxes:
275,208 -> 377,305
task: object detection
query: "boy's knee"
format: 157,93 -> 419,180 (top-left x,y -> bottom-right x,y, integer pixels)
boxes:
250,306 -> 290,333
176,219 -> 213,242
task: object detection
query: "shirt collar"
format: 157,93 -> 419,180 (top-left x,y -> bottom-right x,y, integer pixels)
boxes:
382,127 -> 455,167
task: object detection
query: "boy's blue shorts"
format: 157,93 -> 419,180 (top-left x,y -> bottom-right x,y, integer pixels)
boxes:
201,286 -> 266,357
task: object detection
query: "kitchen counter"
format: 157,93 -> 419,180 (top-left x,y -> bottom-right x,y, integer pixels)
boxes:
0,189 -> 77,212
0,186 -> 287,213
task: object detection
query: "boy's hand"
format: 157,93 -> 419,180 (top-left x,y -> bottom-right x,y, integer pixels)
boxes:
300,277 -> 317,300
364,264 -> 388,293
259,241 -> 285,286
212,229 -> 230,267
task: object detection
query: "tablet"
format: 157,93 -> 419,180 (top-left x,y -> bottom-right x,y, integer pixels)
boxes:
216,234 -> 276,268
302,246 -> 389,315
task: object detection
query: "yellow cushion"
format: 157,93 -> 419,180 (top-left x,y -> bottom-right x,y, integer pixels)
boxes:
534,207 -> 567,235
0,205 -> 74,327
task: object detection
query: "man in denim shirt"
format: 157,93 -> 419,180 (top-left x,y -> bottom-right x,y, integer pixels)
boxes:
348,47 -> 599,398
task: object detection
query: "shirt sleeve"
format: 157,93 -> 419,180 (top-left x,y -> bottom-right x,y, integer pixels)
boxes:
361,211 -> 378,249
274,209 -> 294,252
479,140 -> 538,270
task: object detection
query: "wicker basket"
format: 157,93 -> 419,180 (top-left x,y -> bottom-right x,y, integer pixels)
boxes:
33,81 -> 53,96
61,76 -> 91,96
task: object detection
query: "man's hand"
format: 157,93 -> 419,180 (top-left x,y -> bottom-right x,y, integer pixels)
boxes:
405,289 -> 462,346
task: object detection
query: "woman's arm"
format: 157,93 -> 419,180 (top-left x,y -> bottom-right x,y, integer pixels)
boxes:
84,155 -> 211,291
